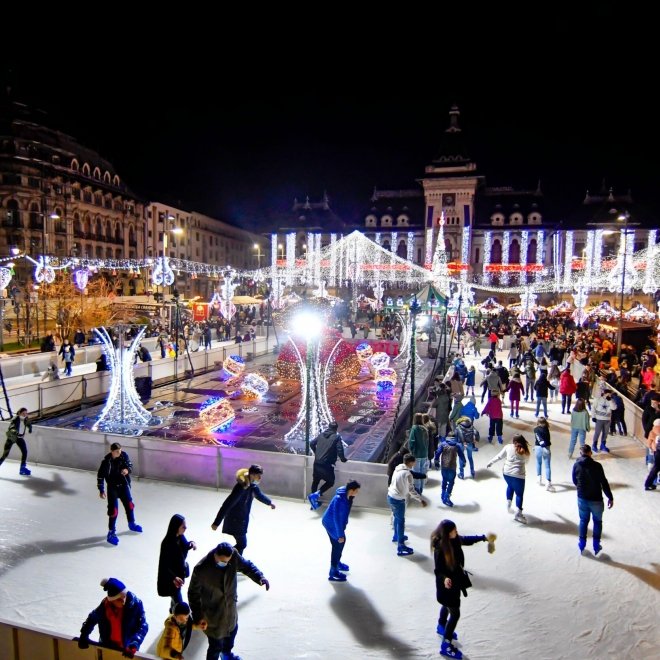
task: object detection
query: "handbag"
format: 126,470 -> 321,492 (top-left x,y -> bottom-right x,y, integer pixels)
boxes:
460,569 -> 473,597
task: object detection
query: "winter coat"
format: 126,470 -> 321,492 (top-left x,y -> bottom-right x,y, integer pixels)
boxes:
534,425 -> 551,448
80,592 -> 148,651
6,413 -> 32,441
490,444 -> 528,478
311,428 -> 346,466
450,378 -> 465,398
387,464 -> 423,502
570,409 -> 591,432
482,396 -> 503,420
431,391 -> 451,426
188,549 -> 264,639
559,371 -> 577,396
156,614 -> 196,659
576,380 -> 592,401
408,424 -> 429,459
455,419 -> 476,446
572,456 -> 613,503
485,371 -> 503,394
97,450 -> 133,493
506,378 -> 524,402
433,535 -> 486,607
157,514 -> 194,599
59,342 -> 76,363
212,469 -> 272,535
534,375 -> 555,398
448,401 -> 464,426
439,437 -> 464,470
642,404 -> 660,437
322,485 -> 354,540
592,394 -> 617,422
460,400 -> 480,421
465,370 -> 476,387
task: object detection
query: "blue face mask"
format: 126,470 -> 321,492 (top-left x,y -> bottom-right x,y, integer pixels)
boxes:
216,561 -> 228,568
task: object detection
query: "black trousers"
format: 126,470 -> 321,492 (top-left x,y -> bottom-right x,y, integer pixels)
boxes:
106,484 -> 135,530
439,604 -> 461,641
311,463 -> 336,496
0,436 -> 28,466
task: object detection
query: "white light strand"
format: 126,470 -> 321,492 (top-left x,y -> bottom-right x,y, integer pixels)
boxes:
314,233 -> 322,286
593,229 -> 604,279
608,229 -> 638,294
572,279 -> 589,326
286,232 -> 296,286
563,231 -> 574,288
461,225 -> 470,282
406,232 -> 415,284
271,233 -> 277,278
483,231 -> 492,285
643,229 -> 658,294
425,228 -> 433,267
584,231 -> 595,284
520,231 -> 529,285
329,233 -> 337,287
535,230 -> 545,283
501,231 -> 510,285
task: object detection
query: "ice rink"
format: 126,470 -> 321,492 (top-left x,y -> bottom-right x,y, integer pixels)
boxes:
1,366 -> 659,658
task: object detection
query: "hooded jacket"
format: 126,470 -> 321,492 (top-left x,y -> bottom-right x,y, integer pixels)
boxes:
387,463 -> 423,502
455,418 -> 476,446
460,400 -> 480,421
156,614 -> 196,659
212,469 -> 272,535
322,485 -> 353,540
157,514 -> 194,598
310,427 -> 346,465
188,548 -> 264,639
97,450 -> 132,493
559,370 -> 577,395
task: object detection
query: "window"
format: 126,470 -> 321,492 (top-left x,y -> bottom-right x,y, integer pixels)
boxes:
93,167 -> 101,180
365,214 -> 377,226
103,171 -> 111,183
113,175 -> 120,186
491,214 -> 504,226
397,240 -> 407,258
475,247 -> 480,262
29,202 -> 41,229
82,163 -> 91,176
491,240 -> 502,263
381,215 -> 393,226
5,199 -> 21,228
28,177 -> 40,188
510,239 -> 520,263
527,239 -> 537,263
71,159 -> 80,171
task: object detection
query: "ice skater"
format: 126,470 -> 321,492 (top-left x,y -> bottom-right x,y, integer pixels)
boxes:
533,417 -> 553,491
387,454 -> 427,556
308,421 -> 347,509
438,434 -> 464,506
78,578 -> 148,657
97,442 -> 143,545
487,434 -> 531,524
211,464 -> 275,556
322,479 -> 360,582
158,514 -> 197,612
432,519 -> 495,659
188,542 -> 270,660
0,407 -> 33,476
572,444 -> 614,554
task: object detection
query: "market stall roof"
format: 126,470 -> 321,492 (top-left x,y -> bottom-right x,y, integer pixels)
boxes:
409,283 -> 448,307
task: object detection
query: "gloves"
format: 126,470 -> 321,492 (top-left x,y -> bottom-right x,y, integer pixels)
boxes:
486,533 -> 497,554
78,638 -> 89,650
260,578 -> 270,591
122,646 -> 137,658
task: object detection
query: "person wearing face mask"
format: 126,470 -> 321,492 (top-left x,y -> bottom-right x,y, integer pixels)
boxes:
322,480 -> 361,582
77,577 -> 148,658
211,465 -> 276,557
0,407 -> 33,475
158,514 -> 197,613
188,541 -> 270,660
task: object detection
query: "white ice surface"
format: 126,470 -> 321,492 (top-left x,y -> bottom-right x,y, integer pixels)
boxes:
1,361 -> 660,659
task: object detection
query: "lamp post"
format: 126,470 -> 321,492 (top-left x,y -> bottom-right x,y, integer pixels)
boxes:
409,295 -> 421,427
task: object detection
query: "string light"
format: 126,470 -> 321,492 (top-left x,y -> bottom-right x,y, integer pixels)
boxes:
241,373 -> 269,400
502,232 -> 510,285
369,352 -> 390,371
223,354 -> 245,378
200,396 -> 236,433
356,342 -> 374,363
375,367 -> 397,392
0,267 -> 12,290
483,231 -> 492,285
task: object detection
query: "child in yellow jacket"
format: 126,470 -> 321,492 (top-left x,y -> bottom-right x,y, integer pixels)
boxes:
156,602 -> 198,659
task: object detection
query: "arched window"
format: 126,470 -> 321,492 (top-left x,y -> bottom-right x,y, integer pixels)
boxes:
93,167 -> 101,180
95,245 -> 103,258
527,239 -> 537,264
95,216 -> 103,237
382,240 -> 391,251
106,220 -> 112,238
115,224 -> 122,243
83,213 -> 91,235
491,239 -> 502,263
115,248 -> 122,259
510,239 -> 521,263
113,175 -> 120,186
71,159 -> 80,171
365,214 -> 377,226
103,171 -> 111,183
381,215 -> 393,227
105,247 -> 113,259
29,201 -> 41,229
445,238 -> 453,261
397,240 -> 407,258
128,226 -> 136,246
74,213 -> 83,237
82,163 -> 91,176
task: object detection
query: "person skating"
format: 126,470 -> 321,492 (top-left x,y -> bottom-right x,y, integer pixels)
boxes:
211,464 -> 275,556
97,442 -> 143,545
188,542 -> 270,660
572,445 -> 614,554
591,387 -> 617,453
432,519 -> 495,659
487,434 -> 531,524
0,407 -> 33,475
387,454 -> 427,556
559,367 -> 577,414
506,373 -> 524,418
438,434 -> 464,506
533,417 -> 553,491
643,418 -> 660,491
158,514 -> 197,612
482,393 -> 504,444
58,338 -> 75,376
408,412 -> 429,494
308,421 -> 347,510
455,416 -> 477,479
156,601 -> 201,660
322,480 -> 360,581
78,577 -> 148,657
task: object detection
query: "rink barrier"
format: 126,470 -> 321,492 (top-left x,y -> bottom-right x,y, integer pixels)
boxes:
1,336 -> 275,417
600,382 -> 647,447
0,617 -> 158,659
0,423 -> 392,509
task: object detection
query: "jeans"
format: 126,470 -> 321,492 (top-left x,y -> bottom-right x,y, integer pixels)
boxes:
206,624 -> 238,660
561,394 -> 572,413
568,429 -> 586,456
577,498 -> 604,545
413,458 -> 428,494
592,419 -> 609,448
458,444 -> 475,475
525,380 -> 535,400
327,532 -> 345,568
610,412 -> 627,435
535,397 -> 548,417
644,450 -> 660,489
535,446 -> 551,481
441,468 -> 456,499
387,496 -> 406,545
503,474 -> 525,510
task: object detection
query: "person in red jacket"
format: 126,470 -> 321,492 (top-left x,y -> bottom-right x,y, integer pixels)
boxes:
559,367 -> 577,414
488,331 -> 498,353
482,393 -> 504,444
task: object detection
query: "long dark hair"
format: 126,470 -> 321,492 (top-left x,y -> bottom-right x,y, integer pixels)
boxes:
430,519 -> 457,570
512,434 -> 531,456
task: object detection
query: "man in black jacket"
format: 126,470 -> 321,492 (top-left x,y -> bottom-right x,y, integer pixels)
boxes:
211,465 -> 275,556
308,421 -> 347,510
0,407 -> 33,475
97,442 -> 143,546
572,445 -> 614,556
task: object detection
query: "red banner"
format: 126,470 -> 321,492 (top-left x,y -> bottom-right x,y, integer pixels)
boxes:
192,302 -> 209,322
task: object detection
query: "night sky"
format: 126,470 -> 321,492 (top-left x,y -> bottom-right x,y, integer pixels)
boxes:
3,10 -> 657,231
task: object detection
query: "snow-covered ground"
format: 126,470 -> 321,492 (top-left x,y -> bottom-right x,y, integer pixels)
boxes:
1,350 -> 659,659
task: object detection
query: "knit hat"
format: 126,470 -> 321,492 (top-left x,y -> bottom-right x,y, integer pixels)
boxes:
101,578 -> 127,600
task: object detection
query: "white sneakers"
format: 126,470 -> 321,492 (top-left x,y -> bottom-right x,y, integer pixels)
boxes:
514,511 -> 528,524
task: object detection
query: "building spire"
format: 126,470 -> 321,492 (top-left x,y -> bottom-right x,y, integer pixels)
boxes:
447,104 -> 461,133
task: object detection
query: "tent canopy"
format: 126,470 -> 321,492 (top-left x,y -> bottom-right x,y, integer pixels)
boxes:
409,283 -> 448,308
232,295 -> 262,305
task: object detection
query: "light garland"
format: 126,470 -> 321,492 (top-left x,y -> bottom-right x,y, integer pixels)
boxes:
607,229 -> 638,294
286,232 -> 296,286
200,396 -> 236,433
535,230 -> 545,283
520,231 -> 529,285
0,266 -> 12,290
375,367 -> 397,392
425,228 -> 434,267
501,231 -> 510,285
642,229 -> 658,295
483,231 -> 492,285
74,268 -> 89,291
152,256 -> 174,286
91,326 -> 155,434
329,233 -> 337,287
461,225 -> 470,282
241,373 -> 269,400
584,231 -> 595,285
563,231 -> 574,288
